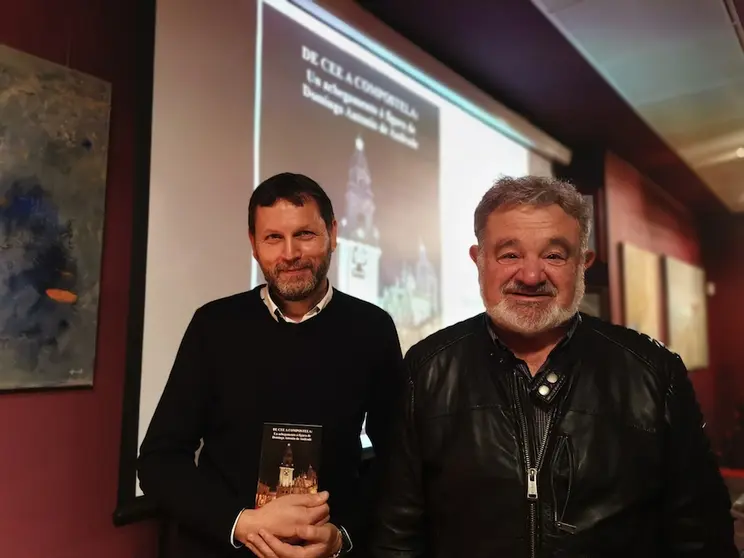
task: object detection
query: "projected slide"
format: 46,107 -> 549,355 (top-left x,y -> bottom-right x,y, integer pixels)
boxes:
119,0 -> 564,506
257,4 -> 442,351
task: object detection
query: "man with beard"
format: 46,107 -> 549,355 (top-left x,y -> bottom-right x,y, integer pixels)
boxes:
138,173 -> 404,558
370,176 -> 737,557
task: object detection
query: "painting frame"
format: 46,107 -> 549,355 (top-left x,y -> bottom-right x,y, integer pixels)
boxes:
619,242 -> 663,342
0,44 -> 112,393
662,255 -> 709,370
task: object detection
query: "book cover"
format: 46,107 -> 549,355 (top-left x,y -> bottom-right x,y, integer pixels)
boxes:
255,422 -> 322,509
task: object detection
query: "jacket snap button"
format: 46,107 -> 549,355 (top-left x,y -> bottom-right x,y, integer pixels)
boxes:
546,372 -> 558,384
538,385 -> 550,396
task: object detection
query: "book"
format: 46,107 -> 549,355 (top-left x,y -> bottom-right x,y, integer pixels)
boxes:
255,422 -> 322,509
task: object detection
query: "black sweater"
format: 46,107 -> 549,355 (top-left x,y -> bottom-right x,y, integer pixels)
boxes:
138,286 -> 405,557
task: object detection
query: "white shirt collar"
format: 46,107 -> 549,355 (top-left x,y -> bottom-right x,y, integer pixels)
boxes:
260,281 -> 333,323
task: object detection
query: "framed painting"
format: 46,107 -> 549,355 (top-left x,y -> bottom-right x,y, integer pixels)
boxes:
663,256 -> 709,370
620,242 -> 662,342
0,45 -> 112,391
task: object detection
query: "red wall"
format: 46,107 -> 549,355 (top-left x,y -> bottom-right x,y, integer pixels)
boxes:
604,152 -> 720,440
702,214 -> 744,449
0,1 -> 159,556
605,153 -> 702,322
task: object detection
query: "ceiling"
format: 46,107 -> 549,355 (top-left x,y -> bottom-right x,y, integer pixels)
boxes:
532,0 -> 744,212
355,0 -> 744,216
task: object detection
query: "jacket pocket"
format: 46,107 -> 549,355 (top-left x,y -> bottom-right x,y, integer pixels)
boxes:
550,434 -> 576,533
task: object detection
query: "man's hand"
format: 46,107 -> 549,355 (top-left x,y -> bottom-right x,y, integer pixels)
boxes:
247,523 -> 343,558
234,492 -> 330,546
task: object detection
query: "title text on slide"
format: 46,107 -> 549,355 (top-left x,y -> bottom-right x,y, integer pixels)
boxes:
301,45 -> 421,150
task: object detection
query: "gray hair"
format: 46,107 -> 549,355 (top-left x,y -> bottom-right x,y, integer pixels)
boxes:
474,175 -> 593,253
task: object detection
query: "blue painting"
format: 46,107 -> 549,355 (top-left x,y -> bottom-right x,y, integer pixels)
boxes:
0,45 -> 111,390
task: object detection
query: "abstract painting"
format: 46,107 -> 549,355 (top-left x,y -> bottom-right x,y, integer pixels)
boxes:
620,242 -> 662,342
0,45 -> 112,391
664,256 -> 709,370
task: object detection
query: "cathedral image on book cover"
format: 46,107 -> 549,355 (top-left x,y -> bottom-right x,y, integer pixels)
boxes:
255,423 -> 322,509
255,3 -> 442,353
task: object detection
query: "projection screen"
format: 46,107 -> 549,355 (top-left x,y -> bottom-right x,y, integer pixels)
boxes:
115,0 -> 571,517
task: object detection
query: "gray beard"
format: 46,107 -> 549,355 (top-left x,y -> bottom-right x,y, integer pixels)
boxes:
481,269 -> 585,337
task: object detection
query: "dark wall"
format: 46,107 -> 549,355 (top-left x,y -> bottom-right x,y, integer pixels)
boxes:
604,153 -> 702,326
702,213 -> 744,463
559,150 -> 721,443
0,0 -> 159,556
602,153 -> 722,443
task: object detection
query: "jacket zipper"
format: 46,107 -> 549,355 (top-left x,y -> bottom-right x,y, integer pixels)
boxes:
513,377 -> 558,558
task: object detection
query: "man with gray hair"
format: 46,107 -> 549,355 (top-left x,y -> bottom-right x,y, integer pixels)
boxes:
370,175 -> 737,557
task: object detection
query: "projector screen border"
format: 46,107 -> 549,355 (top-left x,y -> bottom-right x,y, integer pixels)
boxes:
113,0 -> 569,526
112,0 -> 158,527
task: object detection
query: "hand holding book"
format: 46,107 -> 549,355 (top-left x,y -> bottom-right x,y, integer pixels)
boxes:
249,522 -> 343,558
242,423 -> 340,556
234,491 -> 331,546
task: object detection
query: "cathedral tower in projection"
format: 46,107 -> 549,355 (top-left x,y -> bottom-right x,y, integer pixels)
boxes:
335,137 -> 382,305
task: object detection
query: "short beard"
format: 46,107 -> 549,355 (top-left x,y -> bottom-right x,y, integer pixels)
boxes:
479,261 -> 585,337
262,248 -> 332,302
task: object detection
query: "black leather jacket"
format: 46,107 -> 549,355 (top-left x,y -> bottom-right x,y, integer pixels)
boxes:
370,313 -> 737,558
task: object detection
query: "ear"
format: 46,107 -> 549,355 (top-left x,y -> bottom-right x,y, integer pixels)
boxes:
469,244 -> 479,265
249,232 -> 258,259
583,250 -> 596,269
329,218 -> 338,252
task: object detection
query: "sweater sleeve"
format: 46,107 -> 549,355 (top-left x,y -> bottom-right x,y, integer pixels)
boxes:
341,311 -> 407,550
365,312 -> 406,462
137,307 -> 246,547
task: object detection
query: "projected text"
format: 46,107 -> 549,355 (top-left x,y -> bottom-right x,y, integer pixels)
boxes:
301,45 -> 420,150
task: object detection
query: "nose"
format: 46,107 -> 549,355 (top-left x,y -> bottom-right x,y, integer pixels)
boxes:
281,237 -> 301,260
515,256 -> 546,286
